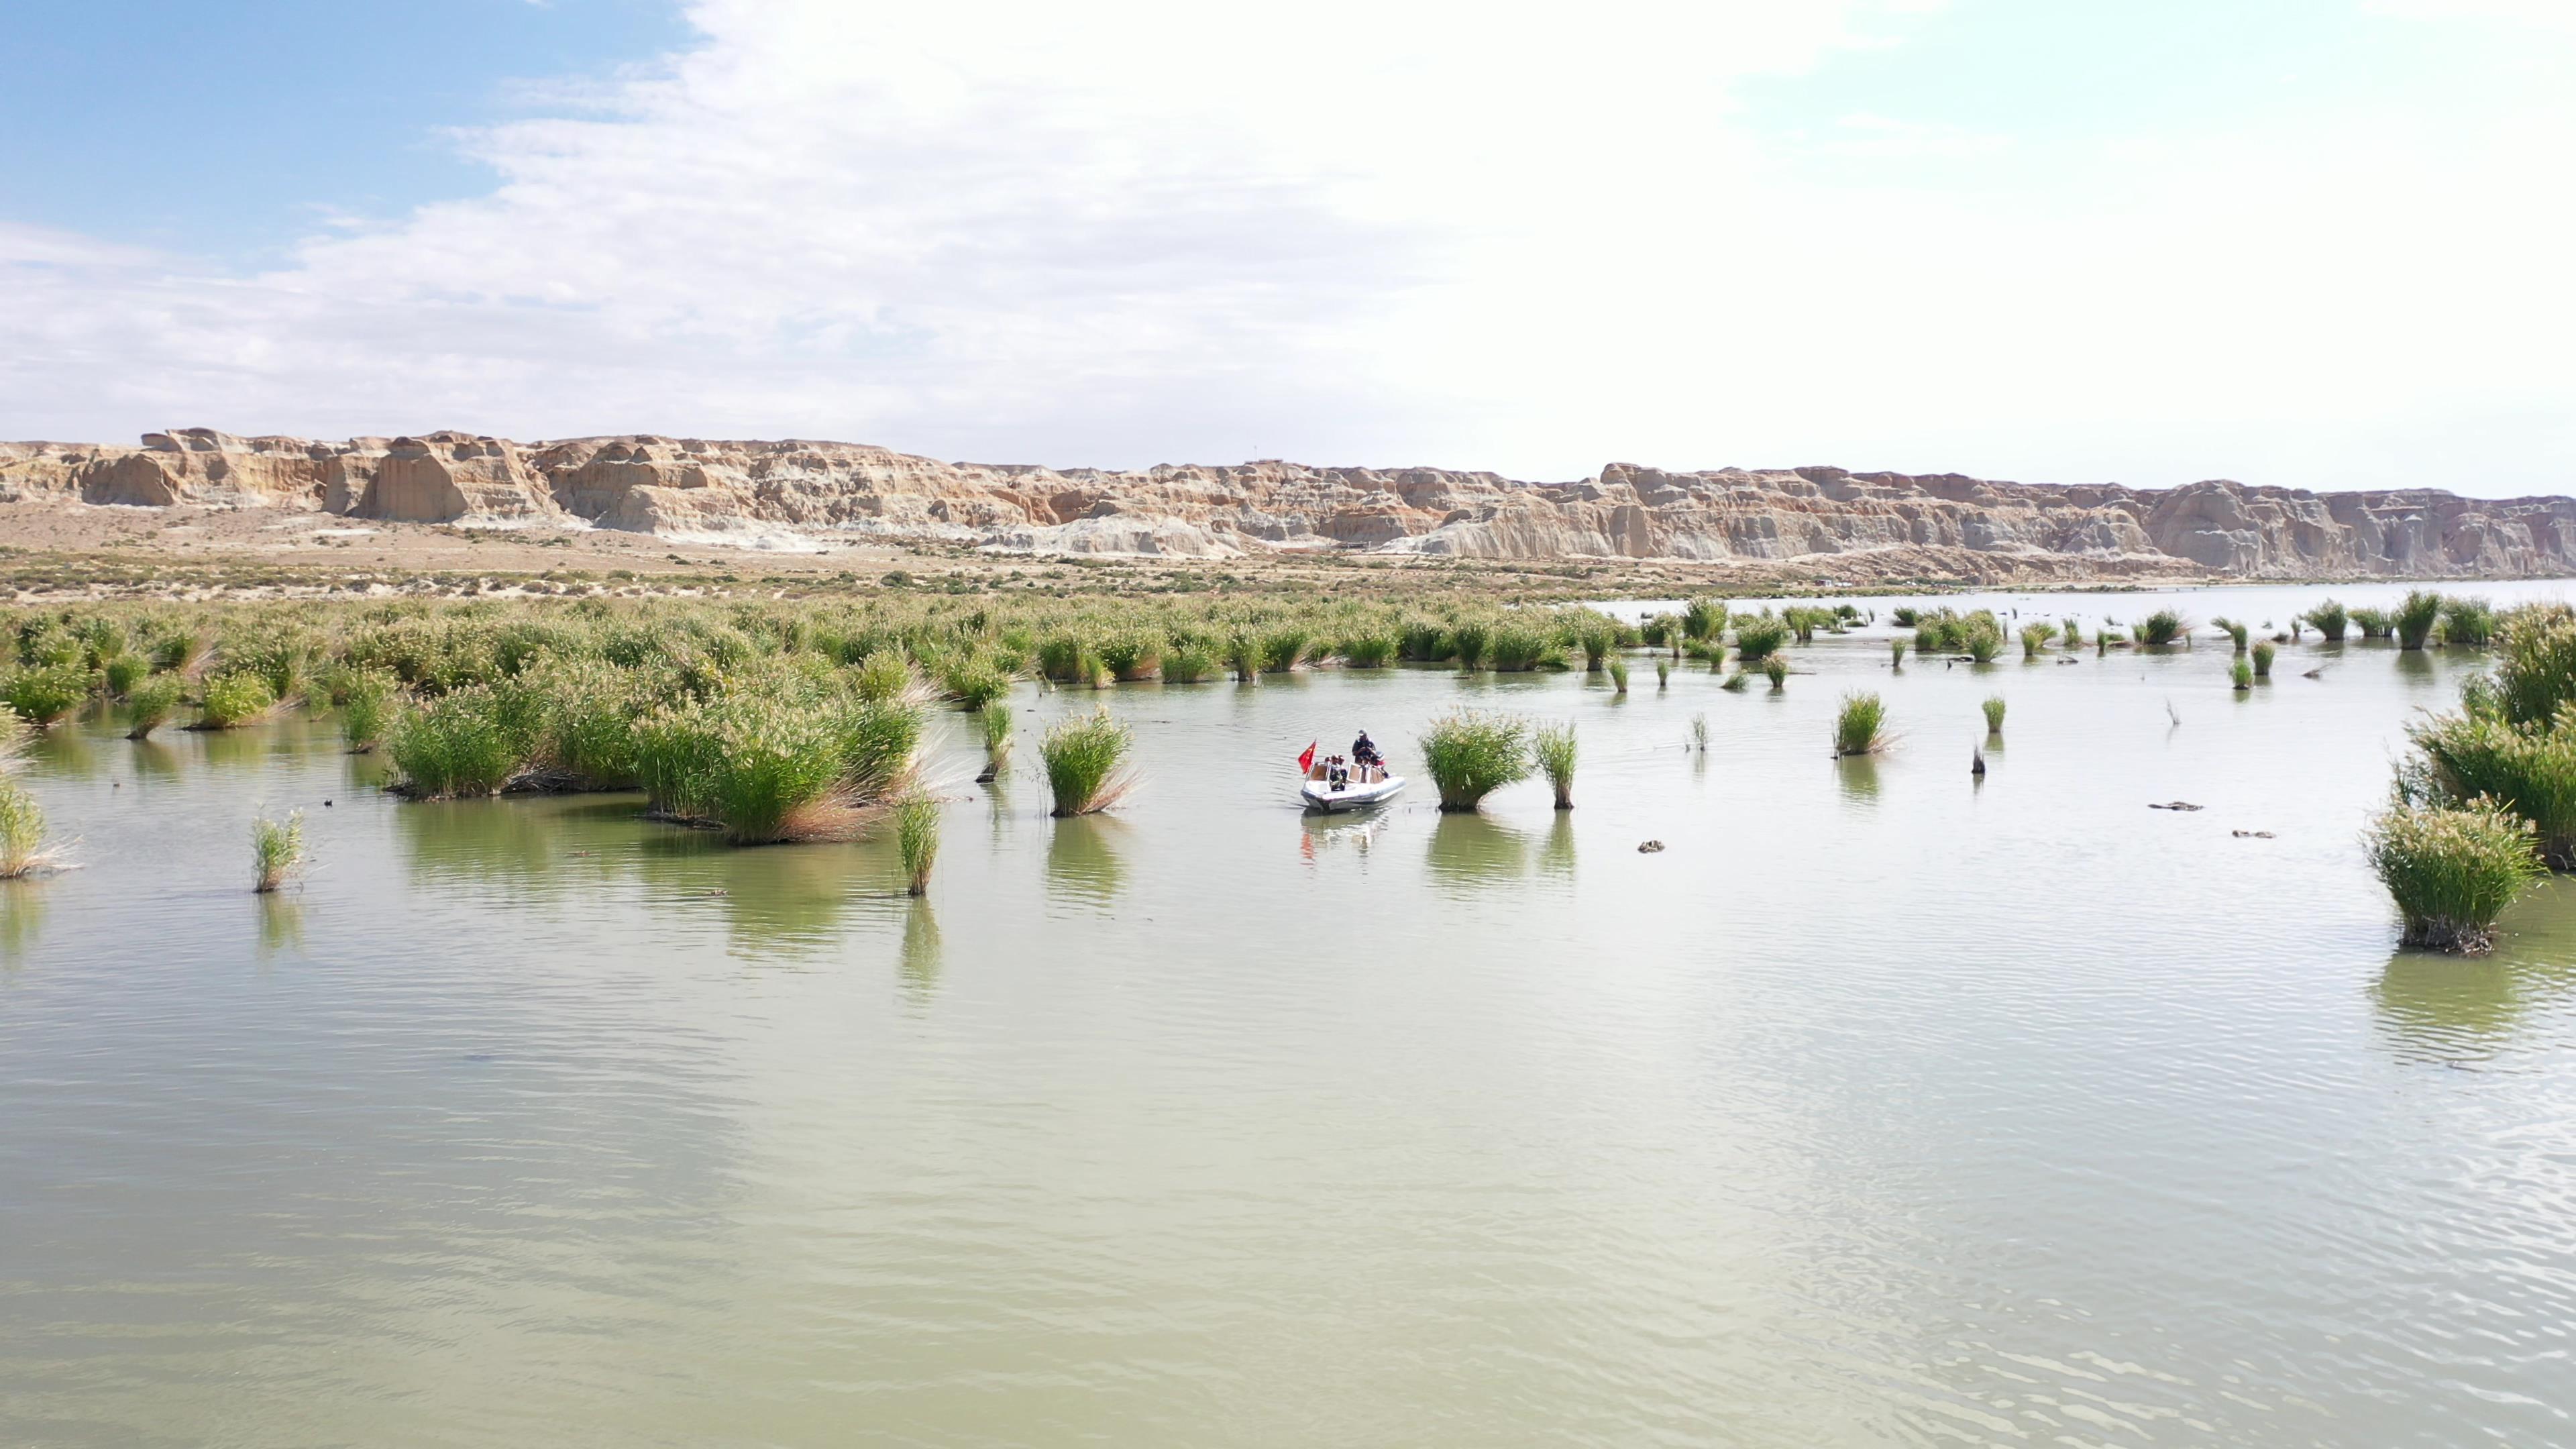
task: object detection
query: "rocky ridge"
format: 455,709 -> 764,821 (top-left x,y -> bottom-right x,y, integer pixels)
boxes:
3,427 -> 2571,580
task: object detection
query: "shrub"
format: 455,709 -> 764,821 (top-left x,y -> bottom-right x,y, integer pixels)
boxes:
2252,640 -> 2276,678
2306,600 -> 2349,642
1450,619 -> 1492,670
895,794 -> 941,896
2367,801 -> 2540,953
252,811 -> 305,894
1833,692 -> 1888,757
1035,635 -> 1091,684
1487,623 -> 1558,672
125,674 -> 183,740
196,672 -> 279,731
2406,711 -> 2576,868
1095,631 -> 1161,681
852,651 -> 913,702
1733,614 -> 1788,663
102,655 -> 148,697
1399,619 -> 1452,662
1534,720 -> 1577,808
1159,645 -> 1217,684
2441,596 -> 2496,648
1762,654 -> 1790,689
1982,696 -> 2006,734
1041,707 -> 1135,816
1339,632 -> 1399,669
2396,590 -> 2444,649
388,685 -> 535,798
2487,604 -> 2576,729
1225,631 -> 1265,682
2352,606 -> 2396,640
1419,710 -> 1532,811
1260,628 -> 1311,675
0,776 -> 49,878
2,665 -> 89,728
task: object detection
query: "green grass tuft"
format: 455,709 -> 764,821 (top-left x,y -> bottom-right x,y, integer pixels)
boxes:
1833,691 -> 1889,757
2305,600 -> 2349,642
895,794 -> 941,896
252,810 -> 305,893
125,674 -> 184,740
1534,720 -> 1577,808
2396,590 -> 2444,649
2367,800 -> 2540,953
1419,710 -> 1533,812
1040,708 -> 1135,816
2251,639 -> 2276,678
1981,695 -> 2006,734
195,672 -> 279,731
1762,654 -> 1789,689
0,775 -> 50,878
2,664 -> 89,728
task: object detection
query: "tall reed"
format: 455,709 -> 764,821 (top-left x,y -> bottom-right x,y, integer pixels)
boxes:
978,703 -> 1014,782
2,665 -> 88,728
337,669 -> 398,752
2441,596 -> 2497,648
2019,623 -> 2055,658
1608,657 -> 1629,694
895,794 -> 941,896
1419,710 -> 1532,812
195,672 -> 279,731
1534,720 -> 1577,808
0,776 -> 49,878
1889,637 -> 1909,667
125,674 -> 183,740
252,810 -> 305,894
1762,654 -> 1789,690
2351,606 -> 2395,640
1040,707 -> 1136,816
1833,692 -> 1889,757
1655,658 -> 1670,688
1732,614 -> 1788,663
2251,639 -> 2276,678
2367,801 -> 2540,953
2396,590 -> 2444,649
1981,695 -> 2006,735
1689,712 -> 1709,750
2306,599 -> 2349,642
2133,610 -> 2186,647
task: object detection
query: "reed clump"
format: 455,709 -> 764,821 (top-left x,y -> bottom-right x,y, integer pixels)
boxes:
195,672 -> 280,731
978,703 -> 1013,782
2019,623 -> 2055,658
2396,590 -> 2444,649
1981,695 -> 2006,735
1888,637 -> 1909,667
1731,613 -> 1789,663
2251,640 -> 2276,678
894,794 -> 941,896
1762,654 -> 1790,690
2133,610 -> 2186,647
1608,657 -> 1629,694
1689,712 -> 1709,750
1040,707 -> 1136,817
2305,600 -> 2349,642
2441,596 -> 2496,648
1682,598 -> 1728,642
1419,710 -> 1532,812
335,669 -> 399,751
125,674 -> 183,740
2231,659 -> 2254,691
635,692 -> 921,843
3,664 -> 89,729
2366,801 -> 2540,954
1534,720 -> 1577,808
0,775 -> 51,878
252,810 -> 306,894
2351,606 -> 2396,640
1833,691 -> 1889,757
2213,618 -> 2249,652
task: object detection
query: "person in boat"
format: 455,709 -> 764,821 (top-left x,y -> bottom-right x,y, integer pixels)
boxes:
1351,731 -> 1381,782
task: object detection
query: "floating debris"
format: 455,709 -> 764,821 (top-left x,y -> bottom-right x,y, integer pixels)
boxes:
1637,840 -> 1666,854
2232,829 -> 2275,839
2150,801 -> 2203,812
1971,745 -> 1987,777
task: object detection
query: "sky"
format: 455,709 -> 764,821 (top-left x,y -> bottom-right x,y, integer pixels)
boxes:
3,0 -> 2572,495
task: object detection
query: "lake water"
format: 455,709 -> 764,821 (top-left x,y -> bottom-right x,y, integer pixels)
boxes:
5,581 -> 2575,1446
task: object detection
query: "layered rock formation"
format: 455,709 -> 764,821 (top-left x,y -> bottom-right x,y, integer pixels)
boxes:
4,427 -> 2572,580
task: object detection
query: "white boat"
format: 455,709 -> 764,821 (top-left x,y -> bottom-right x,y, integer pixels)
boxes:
1301,763 -> 1405,813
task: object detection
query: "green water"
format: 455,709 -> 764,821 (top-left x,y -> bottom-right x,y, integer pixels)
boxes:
4,582 -> 2575,1446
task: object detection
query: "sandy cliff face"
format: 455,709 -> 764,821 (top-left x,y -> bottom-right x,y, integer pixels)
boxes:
3,429 -> 2570,580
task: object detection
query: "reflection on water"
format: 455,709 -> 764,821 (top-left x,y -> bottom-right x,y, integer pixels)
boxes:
255,896 -> 304,959
2375,883 -> 2576,1064
126,739 -> 180,781
899,900 -> 941,1002
1835,755 -> 1881,803
633,830 -> 871,960
397,794 -> 638,894
1044,814 -> 1126,906
0,882 -> 42,967
1426,810 -> 1575,889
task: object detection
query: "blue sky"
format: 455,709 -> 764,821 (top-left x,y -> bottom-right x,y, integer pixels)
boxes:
2,0 -> 2571,494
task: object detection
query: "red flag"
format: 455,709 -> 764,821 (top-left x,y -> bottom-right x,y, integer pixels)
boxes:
1297,741 -> 1316,773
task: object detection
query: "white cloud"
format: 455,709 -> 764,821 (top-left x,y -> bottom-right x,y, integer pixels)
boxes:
3,0 -> 2573,496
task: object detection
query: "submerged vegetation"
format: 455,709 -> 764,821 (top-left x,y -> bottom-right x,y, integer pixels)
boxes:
1421,710 -> 1533,812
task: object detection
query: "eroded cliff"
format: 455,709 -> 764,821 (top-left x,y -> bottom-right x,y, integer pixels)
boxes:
3,427 -> 2569,580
